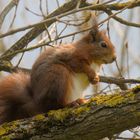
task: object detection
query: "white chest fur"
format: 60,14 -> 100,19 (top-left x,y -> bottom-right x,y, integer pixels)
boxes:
90,62 -> 101,75
68,62 -> 101,103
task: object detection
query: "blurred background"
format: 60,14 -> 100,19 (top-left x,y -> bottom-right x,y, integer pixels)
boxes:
0,0 -> 140,139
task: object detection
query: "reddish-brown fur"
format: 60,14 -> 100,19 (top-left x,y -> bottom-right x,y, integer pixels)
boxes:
0,23 -> 116,124
0,72 -> 37,123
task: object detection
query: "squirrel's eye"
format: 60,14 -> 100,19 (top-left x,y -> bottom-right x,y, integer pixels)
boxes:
100,41 -> 107,48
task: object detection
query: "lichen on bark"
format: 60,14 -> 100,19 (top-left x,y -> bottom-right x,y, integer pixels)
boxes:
0,85 -> 140,140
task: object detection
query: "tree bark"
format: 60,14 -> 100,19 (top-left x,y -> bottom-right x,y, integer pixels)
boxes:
0,86 -> 140,140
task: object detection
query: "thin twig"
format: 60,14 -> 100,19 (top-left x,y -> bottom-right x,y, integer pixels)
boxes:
39,0 -> 45,18
56,13 -> 91,26
125,41 -> 130,79
25,7 -> 42,17
0,0 -> 19,29
104,8 -> 140,27
44,24 -> 52,42
9,4 -> 18,29
56,0 -> 60,8
45,0 -> 49,15
100,76 -> 140,85
15,46 -> 27,67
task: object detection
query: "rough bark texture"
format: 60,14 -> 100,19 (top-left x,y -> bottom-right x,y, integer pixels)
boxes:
0,86 -> 140,140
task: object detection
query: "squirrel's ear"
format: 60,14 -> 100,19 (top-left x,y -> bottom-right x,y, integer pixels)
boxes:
89,14 -> 99,41
89,30 -> 97,41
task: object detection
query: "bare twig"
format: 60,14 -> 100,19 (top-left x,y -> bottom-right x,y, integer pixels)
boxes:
0,0 -> 19,29
39,0 -> 45,18
25,7 -> 42,17
56,13 -> 91,26
104,9 -> 140,28
15,47 -> 27,67
56,0 -> 60,8
125,41 -> 130,79
9,4 -> 18,29
45,0 -> 49,15
100,76 -> 140,85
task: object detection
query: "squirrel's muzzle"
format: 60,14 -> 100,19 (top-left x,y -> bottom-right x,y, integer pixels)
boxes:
104,55 -> 116,64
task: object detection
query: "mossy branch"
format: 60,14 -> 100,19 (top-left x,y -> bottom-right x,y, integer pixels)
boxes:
0,86 -> 140,140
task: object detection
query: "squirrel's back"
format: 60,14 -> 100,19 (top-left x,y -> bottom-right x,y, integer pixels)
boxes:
0,71 -> 36,124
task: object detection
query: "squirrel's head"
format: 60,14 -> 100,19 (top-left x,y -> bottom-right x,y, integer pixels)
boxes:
89,28 -> 116,64
82,19 -> 116,65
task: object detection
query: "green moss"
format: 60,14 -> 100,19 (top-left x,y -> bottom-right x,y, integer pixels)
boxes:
131,85 -> 140,93
73,106 -> 90,115
0,127 -> 6,135
33,114 -> 45,121
0,120 -> 21,137
135,112 -> 140,117
91,92 -> 135,107
0,137 -> 10,140
47,92 -> 136,122
0,122 -> 18,137
48,108 -> 72,122
48,105 -> 90,122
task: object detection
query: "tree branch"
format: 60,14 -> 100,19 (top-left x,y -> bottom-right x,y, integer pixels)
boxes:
99,76 -> 140,90
104,8 -> 140,28
0,0 -> 19,29
0,86 -> 140,140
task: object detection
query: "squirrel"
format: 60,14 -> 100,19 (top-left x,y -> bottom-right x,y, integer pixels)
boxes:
0,21 -> 116,124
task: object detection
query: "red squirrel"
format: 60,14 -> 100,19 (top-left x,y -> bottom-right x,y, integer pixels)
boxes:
0,22 -> 116,124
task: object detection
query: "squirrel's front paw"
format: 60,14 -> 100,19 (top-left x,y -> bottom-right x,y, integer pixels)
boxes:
67,98 -> 88,107
89,75 -> 99,85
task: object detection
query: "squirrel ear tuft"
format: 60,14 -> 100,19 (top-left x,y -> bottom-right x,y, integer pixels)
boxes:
89,13 -> 99,41
91,13 -> 99,30
89,30 -> 97,41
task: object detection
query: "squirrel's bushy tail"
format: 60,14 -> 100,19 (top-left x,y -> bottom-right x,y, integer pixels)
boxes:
0,71 -> 37,124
